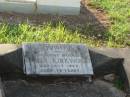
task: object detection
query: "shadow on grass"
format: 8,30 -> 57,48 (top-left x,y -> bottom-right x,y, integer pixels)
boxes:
0,0 -> 109,43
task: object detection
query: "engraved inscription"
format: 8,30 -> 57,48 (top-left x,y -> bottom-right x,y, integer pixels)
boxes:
22,43 -> 93,75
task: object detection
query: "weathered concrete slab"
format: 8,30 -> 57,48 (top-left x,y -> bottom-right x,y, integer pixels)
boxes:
89,48 -> 124,76
89,48 -> 130,86
0,44 -> 19,56
0,0 -> 36,14
37,0 -> 80,15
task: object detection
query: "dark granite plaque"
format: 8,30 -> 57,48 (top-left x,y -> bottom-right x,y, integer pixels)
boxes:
22,43 -> 93,76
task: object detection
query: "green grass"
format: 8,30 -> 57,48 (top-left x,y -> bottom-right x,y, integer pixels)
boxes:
127,41 -> 130,45
114,79 -> 124,90
0,0 -> 129,47
90,0 -> 130,47
0,22 -> 102,46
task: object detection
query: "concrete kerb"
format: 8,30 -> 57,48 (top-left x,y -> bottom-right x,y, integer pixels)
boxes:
0,0 -> 36,14
0,44 -> 130,91
0,0 -> 81,15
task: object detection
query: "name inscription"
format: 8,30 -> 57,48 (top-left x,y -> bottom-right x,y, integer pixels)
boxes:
22,43 -> 93,75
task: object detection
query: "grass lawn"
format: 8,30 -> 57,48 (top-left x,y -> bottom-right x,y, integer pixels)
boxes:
0,22 -> 100,46
90,0 -> 130,47
0,0 -> 130,47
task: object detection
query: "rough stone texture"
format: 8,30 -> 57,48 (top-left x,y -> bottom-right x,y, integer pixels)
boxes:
104,73 -> 116,82
0,77 -> 5,97
0,44 -> 23,74
0,0 -> 36,14
90,48 -> 130,89
89,49 -> 123,77
37,0 -> 80,15
3,79 -> 126,97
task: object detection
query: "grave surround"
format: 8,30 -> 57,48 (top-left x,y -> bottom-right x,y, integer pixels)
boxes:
0,0 -> 80,15
37,0 -> 80,15
0,44 -> 129,97
0,0 -> 36,14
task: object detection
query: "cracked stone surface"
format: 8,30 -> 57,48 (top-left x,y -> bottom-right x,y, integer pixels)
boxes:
3,79 -> 126,97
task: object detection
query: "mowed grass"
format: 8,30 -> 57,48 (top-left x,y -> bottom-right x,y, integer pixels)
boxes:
0,22 -> 101,46
90,0 -> 130,47
0,0 -> 130,47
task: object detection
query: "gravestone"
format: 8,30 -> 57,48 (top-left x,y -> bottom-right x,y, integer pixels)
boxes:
22,43 -> 93,77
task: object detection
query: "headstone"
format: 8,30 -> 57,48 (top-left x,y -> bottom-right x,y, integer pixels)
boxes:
22,43 -> 93,77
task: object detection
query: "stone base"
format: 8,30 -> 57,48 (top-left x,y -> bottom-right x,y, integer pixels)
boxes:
0,44 -> 130,91
0,0 -> 36,14
3,79 -> 126,97
37,0 -> 80,15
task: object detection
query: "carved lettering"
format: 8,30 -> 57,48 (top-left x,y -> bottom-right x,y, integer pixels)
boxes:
23,43 -> 93,75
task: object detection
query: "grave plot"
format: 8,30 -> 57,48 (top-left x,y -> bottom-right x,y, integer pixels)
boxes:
0,43 -> 130,97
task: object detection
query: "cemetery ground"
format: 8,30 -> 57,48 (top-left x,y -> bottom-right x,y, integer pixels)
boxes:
0,0 -> 130,97
0,0 -> 129,47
